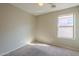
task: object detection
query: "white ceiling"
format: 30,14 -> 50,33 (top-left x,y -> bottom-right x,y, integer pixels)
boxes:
11,3 -> 79,16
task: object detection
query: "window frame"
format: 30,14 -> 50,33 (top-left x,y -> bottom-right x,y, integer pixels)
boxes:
57,13 -> 75,40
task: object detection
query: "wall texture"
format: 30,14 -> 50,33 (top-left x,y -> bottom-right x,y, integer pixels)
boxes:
0,4 -> 35,55
36,6 -> 79,50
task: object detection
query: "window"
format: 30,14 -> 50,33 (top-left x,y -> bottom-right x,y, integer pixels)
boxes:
57,14 -> 74,39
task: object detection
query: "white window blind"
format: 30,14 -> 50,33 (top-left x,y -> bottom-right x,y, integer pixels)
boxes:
57,14 -> 74,39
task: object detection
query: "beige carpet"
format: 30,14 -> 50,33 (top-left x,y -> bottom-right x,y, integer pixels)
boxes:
4,44 -> 79,56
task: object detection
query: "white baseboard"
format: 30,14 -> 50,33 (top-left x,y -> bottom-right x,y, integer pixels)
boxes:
33,39 -> 79,51
52,42 -> 79,52
1,43 -> 27,56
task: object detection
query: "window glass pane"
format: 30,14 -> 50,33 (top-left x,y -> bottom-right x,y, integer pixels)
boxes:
58,14 -> 73,26
57,14 -> 74,39
57,27 -> 73,39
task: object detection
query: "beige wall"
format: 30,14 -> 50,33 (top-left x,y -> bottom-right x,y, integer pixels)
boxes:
0,3 -> 79,55
36,6 -> 79,50
0,4 -> 36,55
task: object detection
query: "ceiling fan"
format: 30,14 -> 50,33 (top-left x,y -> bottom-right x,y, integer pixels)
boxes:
38,3 -> 56,8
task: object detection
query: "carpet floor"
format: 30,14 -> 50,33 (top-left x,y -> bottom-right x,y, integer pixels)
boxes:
4,44 -> 79,56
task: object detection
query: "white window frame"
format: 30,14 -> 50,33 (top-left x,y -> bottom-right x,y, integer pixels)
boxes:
57,13 -> 75,40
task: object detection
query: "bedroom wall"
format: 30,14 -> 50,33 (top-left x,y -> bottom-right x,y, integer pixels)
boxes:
0,4 -> 36,55
36,6 -> 79,50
